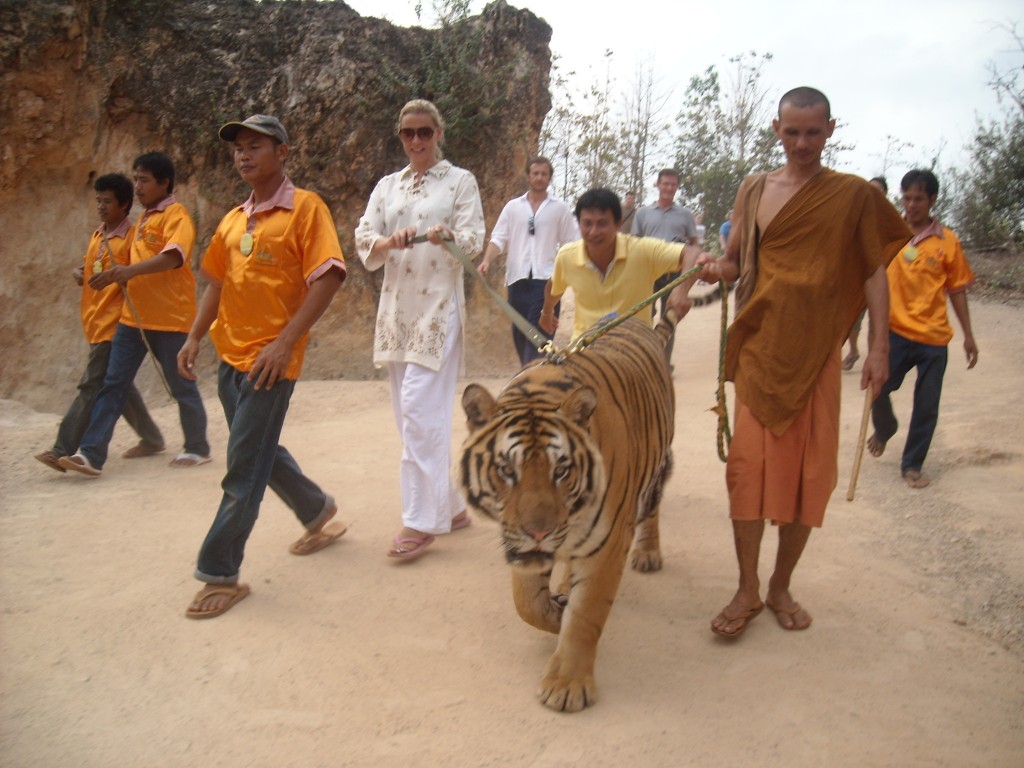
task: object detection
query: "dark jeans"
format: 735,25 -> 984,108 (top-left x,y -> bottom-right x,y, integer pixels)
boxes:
654,271 -> 681,365
871,331 -> 948,474
52,341 -> 164,456
78,323 -> 208,469
194,362 -> 333,583
508,277 -> 557,365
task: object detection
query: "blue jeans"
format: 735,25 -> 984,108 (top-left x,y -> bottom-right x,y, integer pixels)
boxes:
53,340 -> 164,456
194,362 -> 333,583
508,277 -> 556,365
871,331 -> 948,474
78,324 -> 208,469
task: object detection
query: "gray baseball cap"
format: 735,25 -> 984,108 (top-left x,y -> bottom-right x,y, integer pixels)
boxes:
218,114 -> 289,144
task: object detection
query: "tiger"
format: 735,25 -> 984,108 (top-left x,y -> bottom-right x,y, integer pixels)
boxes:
688,280 -> 733,308
459,316 -> 675,712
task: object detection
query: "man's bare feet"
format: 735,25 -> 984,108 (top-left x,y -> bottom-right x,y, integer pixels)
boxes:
902,469 -> 931,489
765,592 -> 812,630
841,351 -> 859,371
866,433 -> 886,458
710,594 -> 765,637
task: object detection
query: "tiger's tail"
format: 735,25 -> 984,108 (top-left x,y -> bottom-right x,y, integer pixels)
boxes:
655,309 -> 678,345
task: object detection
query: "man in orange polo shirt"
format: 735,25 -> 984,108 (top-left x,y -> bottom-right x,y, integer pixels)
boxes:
35,173 -> 164,472
177,115 -> 346,619
59,152 -> 210,476
868,169 -> 979,488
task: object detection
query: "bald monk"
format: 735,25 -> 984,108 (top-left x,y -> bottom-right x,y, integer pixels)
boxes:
691,87 -> 911,638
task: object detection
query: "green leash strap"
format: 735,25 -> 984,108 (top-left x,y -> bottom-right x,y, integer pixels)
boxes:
411,234 -> 553,356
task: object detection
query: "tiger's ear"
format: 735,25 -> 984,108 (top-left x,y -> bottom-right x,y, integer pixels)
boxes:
562,386 -> 597,429
462,383 -> 498,433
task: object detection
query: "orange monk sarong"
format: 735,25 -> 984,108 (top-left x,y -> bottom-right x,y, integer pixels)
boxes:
726,350 -> 841,528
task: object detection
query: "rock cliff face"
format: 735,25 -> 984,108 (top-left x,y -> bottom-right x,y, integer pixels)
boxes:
0,0 -> 552,410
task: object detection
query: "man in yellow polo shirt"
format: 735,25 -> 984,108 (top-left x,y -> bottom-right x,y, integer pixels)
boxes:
868,169 -> 979,488
539,188 -> 699,341
177,115 -> 347,619
59,152 -> 210,476
35,173 -> 164,472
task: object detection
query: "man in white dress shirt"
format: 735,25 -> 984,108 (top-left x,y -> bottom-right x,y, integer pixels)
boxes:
478,157 -> 579,364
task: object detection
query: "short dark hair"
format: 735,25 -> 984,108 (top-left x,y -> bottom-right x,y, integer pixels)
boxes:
869,176 -> 888,193
526,156 -> 553,176
901,169 -> 939,197
94,173 -> 134,213
778,86 -> 831,119
574,188 -> 622,223
132,151 -> 175,193
656,168 -> 680,183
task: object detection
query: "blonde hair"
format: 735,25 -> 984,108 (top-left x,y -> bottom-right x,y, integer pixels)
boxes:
397,99 -> 445,160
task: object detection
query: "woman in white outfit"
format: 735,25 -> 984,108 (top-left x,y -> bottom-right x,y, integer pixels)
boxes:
355,99 -> 485,561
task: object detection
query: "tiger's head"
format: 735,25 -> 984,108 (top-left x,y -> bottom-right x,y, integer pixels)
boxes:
459,382 -> 606,571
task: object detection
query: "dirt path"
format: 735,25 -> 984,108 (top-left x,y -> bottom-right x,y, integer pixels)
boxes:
1,300 -> 1021,767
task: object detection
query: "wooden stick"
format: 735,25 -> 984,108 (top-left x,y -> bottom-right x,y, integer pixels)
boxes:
847,387 -> 873,501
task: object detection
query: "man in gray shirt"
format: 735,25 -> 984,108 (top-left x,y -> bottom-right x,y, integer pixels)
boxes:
632,168 -> 699,367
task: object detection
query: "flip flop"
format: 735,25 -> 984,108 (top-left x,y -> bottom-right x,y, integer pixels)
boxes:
123,442 -> 165,459
387,533 -> 435,561
289,521 -> 348,555
35,451 -> 66,473
57,452 -> 102,477
170,452 -> 212,468
185,584 -> 251,620
765,600 -> 813,631
711,602 -> 765,638
451,511 -> 471,531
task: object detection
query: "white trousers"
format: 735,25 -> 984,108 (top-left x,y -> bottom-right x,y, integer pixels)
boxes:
386,303 -> 464,534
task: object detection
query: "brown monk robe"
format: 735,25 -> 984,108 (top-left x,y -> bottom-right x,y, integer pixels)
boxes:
725,169 -> 910,527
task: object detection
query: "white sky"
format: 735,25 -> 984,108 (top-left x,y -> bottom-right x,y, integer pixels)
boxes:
345,0 -> 1021,192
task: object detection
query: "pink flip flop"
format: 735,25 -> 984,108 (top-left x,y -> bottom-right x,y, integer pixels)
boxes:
387,533 -> 435,561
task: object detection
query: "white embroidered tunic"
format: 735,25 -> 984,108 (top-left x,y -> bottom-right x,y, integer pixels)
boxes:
356,160 -> 485,371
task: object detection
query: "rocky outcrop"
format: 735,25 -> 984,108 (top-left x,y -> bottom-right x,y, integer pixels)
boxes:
0,0 -> 552,409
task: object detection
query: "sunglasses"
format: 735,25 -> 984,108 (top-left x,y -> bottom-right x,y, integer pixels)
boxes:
398,126 -> 436,141
528,216 -> 535,235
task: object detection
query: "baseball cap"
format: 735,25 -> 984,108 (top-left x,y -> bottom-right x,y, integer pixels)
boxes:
218,114 -> 289,144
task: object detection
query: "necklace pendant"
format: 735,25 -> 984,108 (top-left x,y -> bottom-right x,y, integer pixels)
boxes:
93,260 -> 104,274
240,233 -> 254,256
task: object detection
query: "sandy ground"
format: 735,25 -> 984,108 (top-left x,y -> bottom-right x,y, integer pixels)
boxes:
1,300 -> 1022,768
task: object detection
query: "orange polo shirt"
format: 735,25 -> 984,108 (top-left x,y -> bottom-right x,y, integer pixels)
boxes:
121,195 -> 197,332
201,179 -> 346,380
81,217 -> 133,344
888,220 -> 974,346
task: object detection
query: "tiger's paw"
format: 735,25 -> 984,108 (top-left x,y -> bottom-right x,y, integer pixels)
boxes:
630,548 -> 663,573
537,670 -> 596,713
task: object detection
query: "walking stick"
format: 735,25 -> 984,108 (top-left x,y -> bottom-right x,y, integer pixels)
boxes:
846,387 -> 873,501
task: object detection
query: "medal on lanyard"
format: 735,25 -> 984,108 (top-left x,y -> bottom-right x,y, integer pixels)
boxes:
240,232 -> 254,256
903,245 -> 919,263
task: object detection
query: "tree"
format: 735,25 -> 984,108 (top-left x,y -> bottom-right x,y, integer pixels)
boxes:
540,51 -> 627,203
950,22 -> 1024,248
617,59 -> 672,204
673,52 -> 781,242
